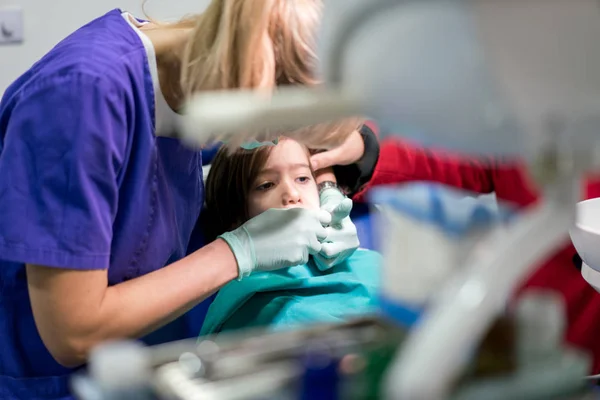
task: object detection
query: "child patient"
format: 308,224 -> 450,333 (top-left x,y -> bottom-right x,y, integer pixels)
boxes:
200,138 -> 381,335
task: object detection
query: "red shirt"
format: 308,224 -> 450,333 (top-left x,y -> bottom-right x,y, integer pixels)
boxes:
355,136 -> 600,373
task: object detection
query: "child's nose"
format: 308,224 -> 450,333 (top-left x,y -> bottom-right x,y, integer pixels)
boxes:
282,182 -> 301,205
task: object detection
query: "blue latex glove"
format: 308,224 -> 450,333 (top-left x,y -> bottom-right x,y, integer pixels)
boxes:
369,183 -> 514,238
219,208 -> 331,279
313,188 -> 360,271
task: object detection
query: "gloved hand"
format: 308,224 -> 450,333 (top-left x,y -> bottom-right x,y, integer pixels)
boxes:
314,188 -> 360,271
219,208 -> 331,279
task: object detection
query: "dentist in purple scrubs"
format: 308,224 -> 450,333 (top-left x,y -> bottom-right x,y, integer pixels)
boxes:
0,1 -> 379,399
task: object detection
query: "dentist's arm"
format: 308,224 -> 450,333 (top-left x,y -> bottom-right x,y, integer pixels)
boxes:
26,240 -> 238,368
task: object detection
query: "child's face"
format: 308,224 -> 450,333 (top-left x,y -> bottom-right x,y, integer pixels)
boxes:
247,139 -> 320,218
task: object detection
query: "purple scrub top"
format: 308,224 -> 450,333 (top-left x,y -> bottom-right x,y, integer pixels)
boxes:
0,9 -> 205,399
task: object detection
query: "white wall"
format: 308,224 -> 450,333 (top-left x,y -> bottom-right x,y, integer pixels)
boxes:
0,0 -> 209,96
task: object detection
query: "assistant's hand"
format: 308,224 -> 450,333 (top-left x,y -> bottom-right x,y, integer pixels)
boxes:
314,188 -> 360,271
310,129 -> 365,171
219,208 -> 332,279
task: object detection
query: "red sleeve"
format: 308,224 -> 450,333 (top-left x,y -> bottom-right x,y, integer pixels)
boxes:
353,139 -> 494,202
353,138 -> 539,208
586,174 -> 600,199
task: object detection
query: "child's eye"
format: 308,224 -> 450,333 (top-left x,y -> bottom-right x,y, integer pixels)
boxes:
297,176 -> 311,184
256,182 -> 274,191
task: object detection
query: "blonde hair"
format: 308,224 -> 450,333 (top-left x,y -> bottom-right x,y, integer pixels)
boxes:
155,0 -> 364,149
180,0 -> 320,93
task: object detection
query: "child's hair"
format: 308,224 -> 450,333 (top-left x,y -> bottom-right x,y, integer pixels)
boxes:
203,140 -> 314,241
147,0 -> 364,151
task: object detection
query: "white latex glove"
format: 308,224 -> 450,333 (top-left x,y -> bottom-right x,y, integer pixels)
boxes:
314,188 -> 360,271
219,208 -> 331,279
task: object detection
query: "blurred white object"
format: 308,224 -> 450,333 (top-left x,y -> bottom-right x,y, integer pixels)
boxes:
515,291 -> 566,365
581,263 -> 600,293
89,341 -> 150,391
178,87 -> 361,149
378,204 -> 460,307
570,198 -> 600,293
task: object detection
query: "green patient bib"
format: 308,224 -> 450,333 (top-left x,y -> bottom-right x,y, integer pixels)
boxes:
200,249 -> 382,336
